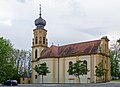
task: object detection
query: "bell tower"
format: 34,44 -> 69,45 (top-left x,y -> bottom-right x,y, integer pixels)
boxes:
32,4 -> 47,83
32,4 -> 47,60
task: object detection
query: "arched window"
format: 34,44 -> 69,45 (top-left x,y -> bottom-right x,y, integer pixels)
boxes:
35,37 -> 38,44
105,44 -> 107,53
35,49 -> 38,58
39,37 -> 42,44
43,37 -> 45,44
83,60 -> 87,74
69,61 -> 73,65
35,75 -> 37,79
46,39 -> 48,46
32,38 -> 34,45
69,61 -> 73,75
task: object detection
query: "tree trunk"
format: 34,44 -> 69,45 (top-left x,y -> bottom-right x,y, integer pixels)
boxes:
78,76 -> 80,83
39,76 -> 41,83
42,75 -> 44,83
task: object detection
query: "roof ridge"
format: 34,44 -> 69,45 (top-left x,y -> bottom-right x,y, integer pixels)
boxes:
59,39 -> 101,47
40,39 -> 101,58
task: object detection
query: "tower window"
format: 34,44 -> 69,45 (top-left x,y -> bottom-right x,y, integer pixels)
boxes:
43,37 -> 45,44
105,44 -> 107,53
35,49 -> 38,58
35,37 -> 38,44
39,37 -> 42,44
46,39 -> 48,46
32,38 -> 34,45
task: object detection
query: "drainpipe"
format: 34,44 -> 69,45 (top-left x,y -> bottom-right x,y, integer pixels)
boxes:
58,44 -> 59,83
58,57 -> 59,83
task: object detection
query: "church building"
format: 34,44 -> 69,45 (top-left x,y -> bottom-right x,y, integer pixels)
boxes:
31,6 -> 111,83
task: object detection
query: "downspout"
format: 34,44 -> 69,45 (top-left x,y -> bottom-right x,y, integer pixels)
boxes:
58,57 -> 59,83
58,44 -> 59,83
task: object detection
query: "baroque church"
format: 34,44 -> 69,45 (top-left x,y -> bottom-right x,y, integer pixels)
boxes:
31,6 -> 111,83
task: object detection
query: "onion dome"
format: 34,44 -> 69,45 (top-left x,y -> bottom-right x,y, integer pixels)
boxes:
34,4 -> 46,28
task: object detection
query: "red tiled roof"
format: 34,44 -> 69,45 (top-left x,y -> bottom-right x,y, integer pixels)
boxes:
41,45 -> 59,58
40,40 -> 101,58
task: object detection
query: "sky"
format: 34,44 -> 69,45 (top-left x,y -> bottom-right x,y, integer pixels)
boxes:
0,0 -> 120,50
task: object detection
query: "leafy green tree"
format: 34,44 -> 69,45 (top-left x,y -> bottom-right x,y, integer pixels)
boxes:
110,50 -> 119,79
0,37 -> 13,82
68,62 -> 74,75
34,62 -> 50,83
67,60 -> 88,83
0,37 -> 21,82
110,38 -> 120,79
95,62 -> 107,82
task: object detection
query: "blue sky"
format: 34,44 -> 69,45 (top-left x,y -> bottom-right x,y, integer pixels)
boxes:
0,0 -> 120,49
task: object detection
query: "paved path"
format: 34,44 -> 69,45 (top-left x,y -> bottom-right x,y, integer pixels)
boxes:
0,82 -> 120,87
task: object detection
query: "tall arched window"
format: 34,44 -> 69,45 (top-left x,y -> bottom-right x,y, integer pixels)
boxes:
32,38 -> 34,45
39,37 -> 42,44
83,60 -> 87,74
43,37 -> 45,44
35,49 -> 38,58
35,75 -> 37,79
69,61 -> 73,75
105,44 -> 107,53
35,37 -> 38,44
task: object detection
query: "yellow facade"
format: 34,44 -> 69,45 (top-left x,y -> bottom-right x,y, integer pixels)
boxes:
31,28 -> 111,84
32,55 -> 110,83
20,77 -> 31,84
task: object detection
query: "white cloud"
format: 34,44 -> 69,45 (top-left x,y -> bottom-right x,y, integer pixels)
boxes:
17,0 -> 26,3
0,0 -> 120,49
2,19 -> 12,26
0,0 -> 13,26
0,17 -> 12,26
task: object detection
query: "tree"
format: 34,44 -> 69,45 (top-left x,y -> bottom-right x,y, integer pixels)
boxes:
0,37 -> 13,82
0,37 -> 20,82
110,38 -> 120,79
13,49 -> 32,76
95,62 -> 107,82
0,37 -> 31,83
110,50 -> 119,79
67,60 -> 88,83
34,62 -> 50,83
